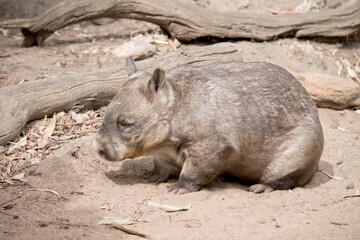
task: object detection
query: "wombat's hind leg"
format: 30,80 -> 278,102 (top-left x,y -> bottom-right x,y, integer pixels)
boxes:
145,156 -> 180,183
250,127 -> 323,194
248,169 -> 304,193
265,168 -> 303,190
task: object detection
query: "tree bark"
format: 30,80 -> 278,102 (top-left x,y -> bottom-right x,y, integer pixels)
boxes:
1,0 -> 360,47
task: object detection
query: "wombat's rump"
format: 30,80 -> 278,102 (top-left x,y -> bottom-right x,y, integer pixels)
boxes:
93,58 -> 324,194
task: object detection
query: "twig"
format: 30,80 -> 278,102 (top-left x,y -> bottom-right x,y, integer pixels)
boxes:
110,221 -> 149,239
36,220 -> 89,227
321,171 -> 341,180
344,194 -> 360,198
27,188 -> 60,196
344,189 -> 360,198
353,52 -> 359,61
331,222 -> 348,226
0,195 -> 22,208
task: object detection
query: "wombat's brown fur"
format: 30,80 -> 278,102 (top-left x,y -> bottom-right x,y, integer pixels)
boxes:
93,58 -> 324,194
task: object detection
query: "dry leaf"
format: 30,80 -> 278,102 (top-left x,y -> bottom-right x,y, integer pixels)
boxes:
12,172 -> 28,182
173,38 -> 181,48
37,114 -> 57,149
99,203 -> 115,211
6,136 -> 27,155
56,112 -> 65,121
12,173 -> 25,180
148,201 -> 191,212
98,217 -> 148,238
71,112 -> 83,124
321,171 -> 341,180
97,218 -> 133,225
27,188 -> 60,196
167,39 -> 177,51
110,222 -> 149,238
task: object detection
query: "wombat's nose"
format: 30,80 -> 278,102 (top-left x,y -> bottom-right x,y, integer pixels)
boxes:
98,147 -> 105,156
93,136 -> 108,159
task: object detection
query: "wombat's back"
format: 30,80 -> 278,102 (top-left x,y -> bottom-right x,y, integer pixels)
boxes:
168,62 -> 319,137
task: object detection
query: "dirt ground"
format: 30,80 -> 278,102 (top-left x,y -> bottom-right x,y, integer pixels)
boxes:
1,0 -> 360,239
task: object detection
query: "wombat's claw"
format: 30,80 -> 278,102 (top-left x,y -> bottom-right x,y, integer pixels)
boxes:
166,183 -> 192,194
248,184 -> 274,194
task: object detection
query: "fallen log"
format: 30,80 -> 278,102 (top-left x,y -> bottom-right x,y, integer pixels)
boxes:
0,0 -> 359,47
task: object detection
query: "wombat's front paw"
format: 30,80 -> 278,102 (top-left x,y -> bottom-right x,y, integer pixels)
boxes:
248,184 -> 274,194
166,180 -> 200,194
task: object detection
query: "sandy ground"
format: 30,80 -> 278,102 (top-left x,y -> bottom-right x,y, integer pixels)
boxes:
1,0 -> 360,239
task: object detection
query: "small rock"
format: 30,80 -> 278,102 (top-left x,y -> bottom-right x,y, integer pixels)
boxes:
112,39 -> 156,60
336,160 -> 343,165
337,126 -> 346,132
275,223 -> 281,228
346,182 -> 354,189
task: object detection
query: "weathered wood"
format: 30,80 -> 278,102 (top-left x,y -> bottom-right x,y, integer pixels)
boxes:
296,73 -> 360,109
0,43 -> 241,145
1,0 -> 359,47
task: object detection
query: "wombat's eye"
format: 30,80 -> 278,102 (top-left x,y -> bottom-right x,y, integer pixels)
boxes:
118,119 -> 135,128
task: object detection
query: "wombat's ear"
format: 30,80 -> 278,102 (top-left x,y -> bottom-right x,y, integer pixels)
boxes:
149,68 -> 166,93
125,57 -> 138,77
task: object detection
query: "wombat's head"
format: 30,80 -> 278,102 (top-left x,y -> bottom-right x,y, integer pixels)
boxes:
93,58 -> 174,161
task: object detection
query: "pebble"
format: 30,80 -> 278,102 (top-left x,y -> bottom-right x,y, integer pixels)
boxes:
346,182 -> 354,189
336,160 -> 343,165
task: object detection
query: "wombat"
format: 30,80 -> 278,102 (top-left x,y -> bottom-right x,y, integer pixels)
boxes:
93,58 -> 324,194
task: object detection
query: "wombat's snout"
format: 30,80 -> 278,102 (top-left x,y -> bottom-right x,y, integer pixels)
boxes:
93,132 -> 128,161
93,133 -> 107,159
